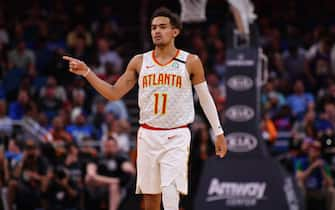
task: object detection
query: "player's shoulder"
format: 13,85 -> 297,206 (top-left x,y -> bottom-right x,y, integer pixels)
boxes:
131,54 -> 144,62
131,51 -> 153,62
128,54 -> 144,69
186,53 -> 200,63
185,53 -> 202,67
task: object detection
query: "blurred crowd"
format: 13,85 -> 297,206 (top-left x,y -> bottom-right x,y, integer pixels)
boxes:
0,0 -> 335,210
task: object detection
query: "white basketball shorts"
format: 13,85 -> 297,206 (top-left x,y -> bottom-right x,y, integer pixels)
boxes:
136,125 -> 191,195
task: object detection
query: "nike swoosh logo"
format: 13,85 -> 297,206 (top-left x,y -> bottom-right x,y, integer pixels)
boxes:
168,135 -> 177,140
146,65 -> 155,69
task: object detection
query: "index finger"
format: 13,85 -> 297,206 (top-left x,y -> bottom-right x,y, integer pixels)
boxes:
62,56 -> 78,62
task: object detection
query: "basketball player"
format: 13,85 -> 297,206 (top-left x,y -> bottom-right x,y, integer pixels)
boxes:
63,7 -> 227,210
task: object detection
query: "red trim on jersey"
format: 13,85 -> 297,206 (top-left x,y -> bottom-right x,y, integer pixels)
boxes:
140,123 -> 188,130
152,49 -> 180,66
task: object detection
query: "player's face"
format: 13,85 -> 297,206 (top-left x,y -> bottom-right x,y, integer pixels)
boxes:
151,16 -> 179,46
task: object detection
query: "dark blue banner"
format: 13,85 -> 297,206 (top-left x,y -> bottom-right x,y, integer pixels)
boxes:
194,157 -> 304,210
224,48 -> 268,158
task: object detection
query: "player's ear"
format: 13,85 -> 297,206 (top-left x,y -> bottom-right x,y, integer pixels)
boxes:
173,28 -> 180,37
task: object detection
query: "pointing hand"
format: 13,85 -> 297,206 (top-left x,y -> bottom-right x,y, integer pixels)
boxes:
62,56 -> 90,77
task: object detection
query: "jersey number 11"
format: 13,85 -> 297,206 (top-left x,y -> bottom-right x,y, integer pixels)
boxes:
154,93 -> 167,115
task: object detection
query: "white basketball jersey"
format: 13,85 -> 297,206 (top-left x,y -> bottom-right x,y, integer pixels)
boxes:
138,50 -> 195,128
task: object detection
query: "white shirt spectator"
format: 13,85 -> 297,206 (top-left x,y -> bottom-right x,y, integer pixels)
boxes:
0,116 -> 13,135
8,46 -> 35,69
99,51 -> 123,73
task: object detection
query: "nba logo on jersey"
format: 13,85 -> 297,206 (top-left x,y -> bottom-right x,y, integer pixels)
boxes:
172,62 -> 179,69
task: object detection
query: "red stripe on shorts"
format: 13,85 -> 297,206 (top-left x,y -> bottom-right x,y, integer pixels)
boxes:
140,124 -> 188,130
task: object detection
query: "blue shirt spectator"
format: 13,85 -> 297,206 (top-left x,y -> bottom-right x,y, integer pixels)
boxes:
286,80 -> 315,120
67,109 -> 94,144
8,102 -> 25,120
8,89 -> 30,120
105,100 -> 129,120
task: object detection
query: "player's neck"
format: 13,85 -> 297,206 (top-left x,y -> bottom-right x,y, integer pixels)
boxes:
154,44 -> 178,59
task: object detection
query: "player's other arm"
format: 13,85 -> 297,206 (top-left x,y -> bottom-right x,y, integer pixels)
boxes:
62,55 -> 142,101
187,54 -> 227,158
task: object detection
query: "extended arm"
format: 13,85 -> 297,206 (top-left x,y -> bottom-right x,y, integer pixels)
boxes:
62,55 -> 142,101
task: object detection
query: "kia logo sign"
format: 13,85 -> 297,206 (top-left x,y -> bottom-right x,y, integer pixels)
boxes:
225,105 -> 255,122
227,76 -> 253,91
226,132 -> 258,152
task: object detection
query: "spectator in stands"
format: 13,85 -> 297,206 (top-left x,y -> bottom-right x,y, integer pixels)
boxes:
271,105 -> 295,155
7,140 -> 48,210
90,97 -> 108,140
105,99 -> 129,121
7,39 -> 35,71
71,88 -> 87,113
49,116 -> 72,143
8,89 -> 30,120
295,140 -> 335,210
316,102 -> 335,137
39,77 -> 64,121
0,100 -> 13,138
282,40 -> 306,81
206,23 -> 223,58
191,34 -> 209,66
85,138 -> 135,210
319,130 -> 335,173
212,49 -> 226,78
286,79 -> 315,120
92,5 -> 120,41
322,101 -> 335,129
97,21 -> 122,50
69,34 -> 90,62
0,145 -> 9,210
66,108 -> 94,144
40,76 -> 67,103
96,37 -> 123,74
79,137 -> 98,167
43,166 -> 80,210
102,112 -> 131,154
305,34 -> 332,91
66,23 -> 92,49
262,80 -> 286,118
317,82 -> 335,112
206,73 -> 225,114
64,143 -> 83,187
292,110 -> 317,143
5,139 -> 23,172
0,13 -> 9,49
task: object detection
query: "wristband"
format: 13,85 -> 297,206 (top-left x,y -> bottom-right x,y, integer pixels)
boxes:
214,125 -> 224,136
83,67 -> 91,77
